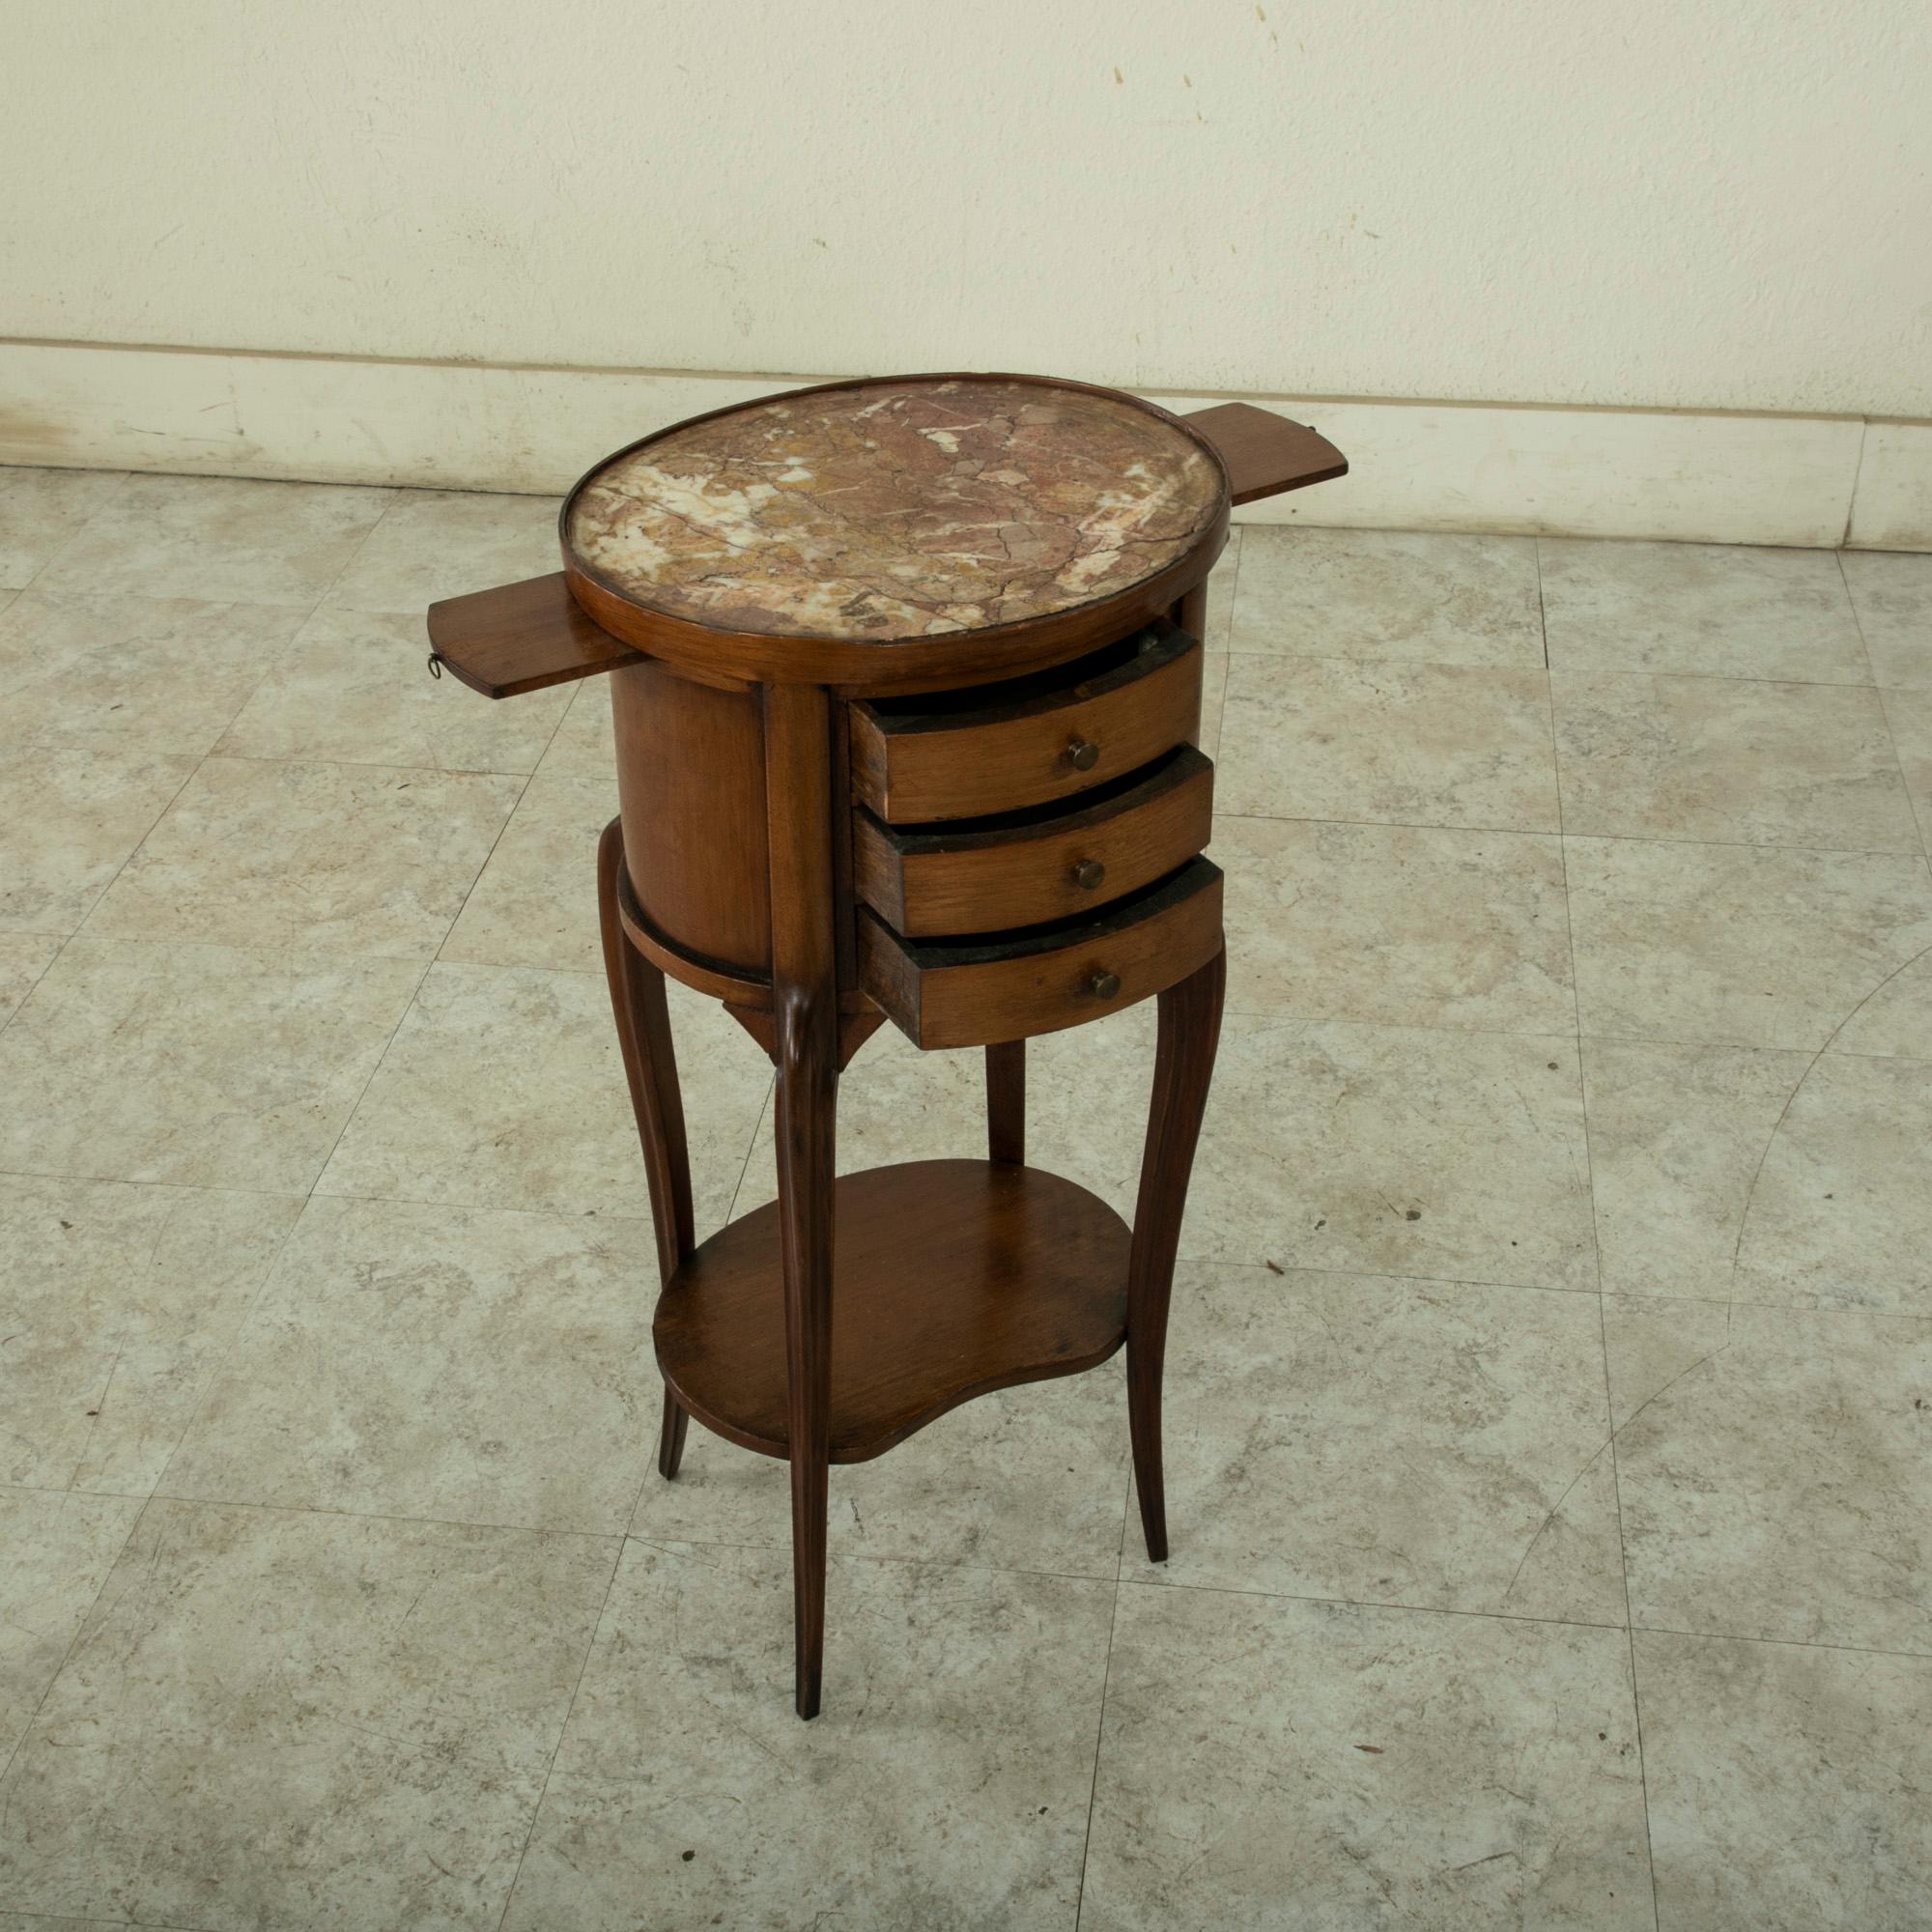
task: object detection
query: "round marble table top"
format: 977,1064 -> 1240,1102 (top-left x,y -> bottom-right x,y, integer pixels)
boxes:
563,376 -> 1224,643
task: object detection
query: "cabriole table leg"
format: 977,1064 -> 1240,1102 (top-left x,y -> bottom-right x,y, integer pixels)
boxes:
597,817 -> 696,1479
1126,944 -> 1226,1563
764,685 -> 841,1719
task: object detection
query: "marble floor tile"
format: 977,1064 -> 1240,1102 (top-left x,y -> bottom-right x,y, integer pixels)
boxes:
325,489 -> 563,615
317,963 -> 770,1231
0,1913 -> 128,1928
498,1541 -> 1112,1932
0,590 -> 305,755
1567,836 -> 1932,1050
1732,1050 -> 1932,1316
1584,1039 -> 1932,1315
633,1361 -> 1132,1579
532,675 -> 613,778
1084,1586 -> 1652,1931
1826,925 -> 1932,1057
1552,669 -> 1918,851
0,936 -> 422,1192
1841,547 -> 1932,688
1122,1263 -> 1624,1623
167,1195 -> 661,1534
1230,526 -> 1546,667
0,745 -> 195,934
1217,815 -> 1576,1030
0,1177 -> 302,1494
1582,1038 -> 1810,1301
87,755 -> 524,960
0,935 -> 60,1028
1183,1015 -> 1597,1289
0,1488 -> 142,1763
0,1499 -> 617,1932
1541,537 -> 1870,682
1216,655 -> 1560,830
439,774 -> 617,973
1606,1297 -> 1932,1652
0,468 -> 127,588
1635,1629 -> 1932,1931
218,605 -> 573,772
36,474 -> 394,608
1881,685 -> 1932,851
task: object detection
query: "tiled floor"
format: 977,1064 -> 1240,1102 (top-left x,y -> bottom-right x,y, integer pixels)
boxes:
1,465 -> 1929,1931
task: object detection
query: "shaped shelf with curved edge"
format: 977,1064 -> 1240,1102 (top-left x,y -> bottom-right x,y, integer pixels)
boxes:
653,1158 -> 1130,1463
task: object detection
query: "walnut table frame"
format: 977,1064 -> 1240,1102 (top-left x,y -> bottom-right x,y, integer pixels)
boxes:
427,374 -> 1346,1718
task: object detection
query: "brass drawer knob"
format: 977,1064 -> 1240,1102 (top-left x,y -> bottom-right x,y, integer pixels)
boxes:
1065,737 -> 1100,772
1088,969 -> 1122,1000
1071,858 -> 1107,891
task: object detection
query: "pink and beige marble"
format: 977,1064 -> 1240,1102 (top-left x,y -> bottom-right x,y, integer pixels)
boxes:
565,378 -> 1222,639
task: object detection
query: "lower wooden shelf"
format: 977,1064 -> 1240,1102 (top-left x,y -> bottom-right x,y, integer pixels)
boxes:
654,1158 -> 1130,1463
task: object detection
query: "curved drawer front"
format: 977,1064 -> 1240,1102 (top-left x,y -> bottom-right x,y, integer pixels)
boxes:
858,857 -> 1223,1050
853,746 -> 1214,937
849,622 -> 1203,823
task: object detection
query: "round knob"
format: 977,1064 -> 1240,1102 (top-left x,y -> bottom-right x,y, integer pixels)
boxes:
1065,737 -> 1100,772
1088,969 -> 1122,1000
1070,858 -> 1107,891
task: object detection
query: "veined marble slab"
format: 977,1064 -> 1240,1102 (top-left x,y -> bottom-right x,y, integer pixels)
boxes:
565,378 -> 1221,639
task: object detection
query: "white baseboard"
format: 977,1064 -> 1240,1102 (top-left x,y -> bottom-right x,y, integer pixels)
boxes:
3,338 -> 1926,551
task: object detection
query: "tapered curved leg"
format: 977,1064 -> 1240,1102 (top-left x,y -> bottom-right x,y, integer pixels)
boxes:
764,685 -> 840,1719
985,1040 -> 1026,1164
598,817 -> 696,1479
1126,945 -> 1226,1562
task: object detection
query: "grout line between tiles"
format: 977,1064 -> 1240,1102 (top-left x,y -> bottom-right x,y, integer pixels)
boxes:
1214,806 -> 1929,862
492,1533 -> 630,1932
1110,1573 -> 1635,1636
1219,643 -> 1879,692
1534,533 -> 1550,670
0,1485 -> 155,1811
143,952 -> 439,1499
1840,423 -> 1870,551
1841,549 -> 1932,867
196,746 -> 554,781
52,481 -> 400,957
1604,1303 -> 1663,1932
59,753 -> 207,947
1208,526 -> 1239,753
0,937 -> 71,1047
128,1486 -> 629,1545
1626,1619 -> 1932,1663
1542,580 -> 1663,1929
1072,1466 -> 1134,1931
5,469 -> 135,599
0,1907 -> 211,1931
625,1528 -> 1127,1592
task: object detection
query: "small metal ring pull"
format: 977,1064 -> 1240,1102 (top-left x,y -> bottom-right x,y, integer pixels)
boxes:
1065,737 -> 1099,772
426,653 -> 444,679
1087,969 -> 1122,1000
1071,858 -> 1107,891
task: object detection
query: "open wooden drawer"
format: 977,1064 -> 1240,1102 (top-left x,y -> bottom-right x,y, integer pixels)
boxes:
849,621 -> 1204,824
858,857 -> 1224,1049
853,745 -> 1213,937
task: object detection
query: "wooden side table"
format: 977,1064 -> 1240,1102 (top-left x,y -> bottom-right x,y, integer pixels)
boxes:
427,374 -> 1346,1717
